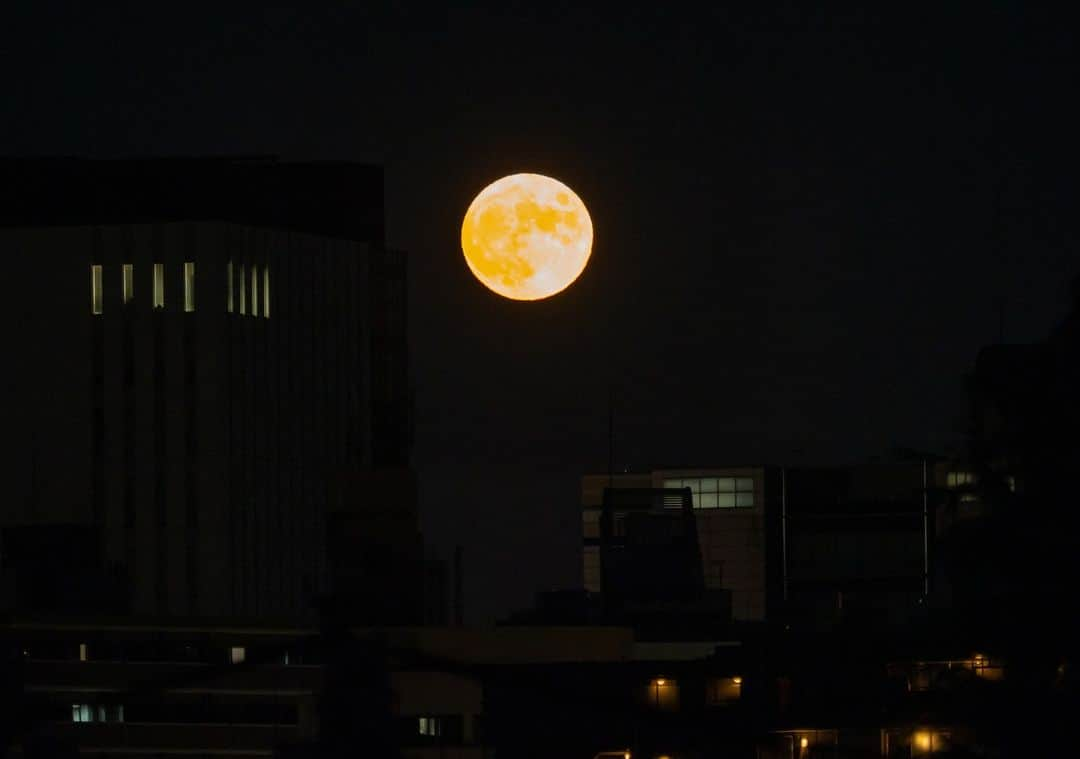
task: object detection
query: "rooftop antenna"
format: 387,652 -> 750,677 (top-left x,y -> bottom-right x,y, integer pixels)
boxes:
607,384 -> 614,489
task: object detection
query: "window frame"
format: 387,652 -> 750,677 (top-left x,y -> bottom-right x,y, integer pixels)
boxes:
662,476 -> 755,509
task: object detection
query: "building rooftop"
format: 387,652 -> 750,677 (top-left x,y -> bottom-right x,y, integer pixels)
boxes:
0,156 -> 384,244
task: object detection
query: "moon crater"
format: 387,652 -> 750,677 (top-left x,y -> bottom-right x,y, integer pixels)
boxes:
461,173 -> 593,301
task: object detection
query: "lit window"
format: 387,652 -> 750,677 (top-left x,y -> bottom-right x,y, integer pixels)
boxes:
122,264 -> 134,304
971,653 -> 1004,680
153,263 -> 165,309
183,262 -> 195,312
251,264 -> 259,317
1006,475 -> 1017,492
239,263 -> 246,315
946,471 -> 976,489
263,265 -> 270,318
229,646 -> 246,664
71,704 -> 123,723
662,477 -> 754,509
706,676 -> 742,705
419,716 -> 442,736
226,261 -> 234,313
91,265 -> 103,314
647,678 -> 679,710
79,643 -> 88,662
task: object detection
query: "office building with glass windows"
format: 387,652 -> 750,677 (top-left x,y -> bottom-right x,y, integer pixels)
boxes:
1,157 -> 409,619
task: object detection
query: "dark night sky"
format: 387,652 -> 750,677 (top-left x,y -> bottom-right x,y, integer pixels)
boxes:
3,3 -> 1076,622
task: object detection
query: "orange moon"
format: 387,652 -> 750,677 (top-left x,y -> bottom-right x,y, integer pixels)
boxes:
461,173 -> 593,301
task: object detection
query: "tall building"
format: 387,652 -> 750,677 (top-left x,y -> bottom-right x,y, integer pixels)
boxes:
1,157 -> 409,619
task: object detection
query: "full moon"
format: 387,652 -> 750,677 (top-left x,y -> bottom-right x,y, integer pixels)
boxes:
461,173 -> 593,301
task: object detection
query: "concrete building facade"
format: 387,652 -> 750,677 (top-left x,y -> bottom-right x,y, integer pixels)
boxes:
583,468 -> 771,621
1,158 -> 409,620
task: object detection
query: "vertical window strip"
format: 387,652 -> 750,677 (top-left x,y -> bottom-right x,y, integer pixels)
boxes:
183,262 -> 195,312
239,263 -> 246,315
91,264 -> 103,314
263,265 -> 270,318
226,261 -> 234,313
122,264 -> 134,304
153,263 -> 165,309
251,264 -> 259,317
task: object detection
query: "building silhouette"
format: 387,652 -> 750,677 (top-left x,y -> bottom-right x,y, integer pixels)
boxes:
582,462 -> 949,631
1,157 -> 410,619
944,275 -> 1080,627
583,469 -> 773,622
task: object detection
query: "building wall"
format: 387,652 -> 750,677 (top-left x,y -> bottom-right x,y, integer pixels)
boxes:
3,221 -> 389,619
781,464 -> 930,627
580,469 -> 768,621
654,468 -> 768,621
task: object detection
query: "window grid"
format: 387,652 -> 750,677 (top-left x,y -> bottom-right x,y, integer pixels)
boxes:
662,477 -> 755,509
946,472 -> 976,489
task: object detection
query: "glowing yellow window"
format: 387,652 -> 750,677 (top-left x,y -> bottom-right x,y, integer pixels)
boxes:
647,678 -> 679,710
